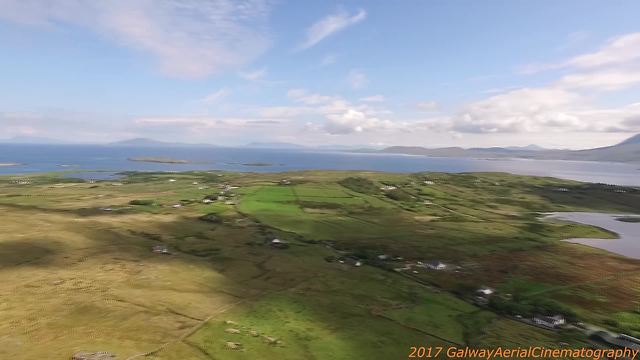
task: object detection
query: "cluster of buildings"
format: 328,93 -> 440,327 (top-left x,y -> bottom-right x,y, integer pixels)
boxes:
9,178 -> 32,185
532,314 -> 566,328
393,259 -> 450,273
471,286 -> 569,330
199,183 -> 240,205
151,245 -> 170,255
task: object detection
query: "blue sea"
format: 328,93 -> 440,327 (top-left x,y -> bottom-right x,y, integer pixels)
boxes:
1,144 -> 639,186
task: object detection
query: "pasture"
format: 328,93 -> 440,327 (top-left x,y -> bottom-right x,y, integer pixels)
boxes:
0,170 -> 639,359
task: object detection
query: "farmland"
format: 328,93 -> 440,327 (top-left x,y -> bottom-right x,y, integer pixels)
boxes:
0,170 -> 639,359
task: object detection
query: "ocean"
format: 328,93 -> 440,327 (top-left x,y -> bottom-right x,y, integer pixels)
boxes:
1,144 -> 639,186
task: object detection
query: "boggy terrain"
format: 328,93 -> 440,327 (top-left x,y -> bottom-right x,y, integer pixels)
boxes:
1,170 -> 639,359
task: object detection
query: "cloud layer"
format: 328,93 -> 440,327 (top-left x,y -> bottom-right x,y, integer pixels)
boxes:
443,33 -> 640,134
1,3 -> 639,148
298,9 -> 366,50
0,0 -> 272,78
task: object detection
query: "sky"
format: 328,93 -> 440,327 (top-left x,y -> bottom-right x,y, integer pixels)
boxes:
1,0 -> 640,149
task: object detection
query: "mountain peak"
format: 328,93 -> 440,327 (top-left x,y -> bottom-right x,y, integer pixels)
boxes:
618,134 -> 640,146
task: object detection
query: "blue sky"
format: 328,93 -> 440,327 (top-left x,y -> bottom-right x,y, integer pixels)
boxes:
1,0 -> 639,148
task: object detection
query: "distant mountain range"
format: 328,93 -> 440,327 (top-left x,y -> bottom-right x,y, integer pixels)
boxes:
0,135 -> 72,144
381,134 -> 640,163
0,136 -> 382,150
3,135 -> 638,163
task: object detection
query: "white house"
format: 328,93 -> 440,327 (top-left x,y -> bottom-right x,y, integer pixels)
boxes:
270,238 -> 289,249
477,287 -> 494,296
532,315 -> 565,328
152,245 -> 170,254
424,260 -> 447,270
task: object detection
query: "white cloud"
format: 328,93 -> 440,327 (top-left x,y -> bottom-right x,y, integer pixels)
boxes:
129,114 -> 302,144
0,0 -> 272,79
451,32 -> 640,135
444,87 -> 584,133
480,86 -> 521,95
240,67 -> 267,81
287,88 -> 337,105
283,88 -> 398,135
325,109 -> 394,135
298,9 -> 366,50
559,69 -> 640,91
348,69 -> 368,89
258,106 -> 314,119
567,33 -> 640,69
426,87 -> 640,134
416,101 -> 439,111
133,115 -> 290,133
201,88 -> 231,105
360,95 -> 385,103
520,32 -> 640,74
0,110 -> 129,142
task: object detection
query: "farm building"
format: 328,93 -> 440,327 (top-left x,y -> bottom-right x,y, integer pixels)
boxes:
269,239 -> 289,249
152,245 -> 170,254
424,260 -> 447,270
532,314 -> 565,328
477,287 -> 494,296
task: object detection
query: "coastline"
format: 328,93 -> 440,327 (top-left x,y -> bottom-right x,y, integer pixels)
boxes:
543,212 -> 640,259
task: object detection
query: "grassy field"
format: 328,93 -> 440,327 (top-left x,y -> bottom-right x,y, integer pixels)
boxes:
0,170 -> 639,359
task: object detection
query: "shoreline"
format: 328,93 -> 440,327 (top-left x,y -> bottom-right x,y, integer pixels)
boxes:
543,212 -> 640,259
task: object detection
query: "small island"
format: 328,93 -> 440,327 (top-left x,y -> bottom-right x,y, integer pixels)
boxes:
242,162 -> 273,167
128,157 -> 192,164
617,216 -> 640,223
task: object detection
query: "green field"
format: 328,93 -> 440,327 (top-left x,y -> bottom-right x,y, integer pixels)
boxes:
0,170 -> 639,359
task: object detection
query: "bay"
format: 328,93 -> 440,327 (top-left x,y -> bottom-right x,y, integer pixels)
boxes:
1,144 -> 638,186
